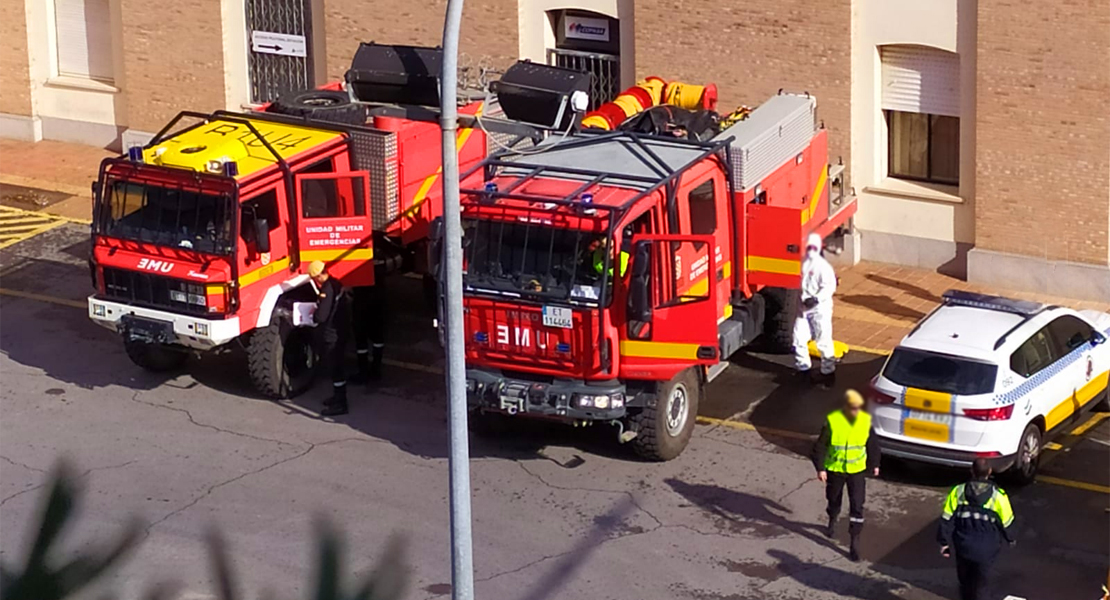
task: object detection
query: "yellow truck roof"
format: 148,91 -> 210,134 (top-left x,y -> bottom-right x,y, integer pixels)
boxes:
143,117 -> 344,178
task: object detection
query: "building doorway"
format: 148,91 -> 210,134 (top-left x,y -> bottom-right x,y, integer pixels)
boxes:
546,10 -> 620,110
245,0 -> 315,103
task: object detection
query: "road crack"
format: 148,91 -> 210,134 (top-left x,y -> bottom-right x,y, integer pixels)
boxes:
128,390 -> 299,449
0,459 -> 136,507
0,455 -> 46,474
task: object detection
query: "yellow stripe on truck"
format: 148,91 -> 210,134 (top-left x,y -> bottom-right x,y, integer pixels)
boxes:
619,340 -> 702,360
299,248 -> 375,263
238,257 -> 291,288
746,256 -> 801,276
801,167 -> 829,225
404,105 -> 485,220
904,387 -> 953,413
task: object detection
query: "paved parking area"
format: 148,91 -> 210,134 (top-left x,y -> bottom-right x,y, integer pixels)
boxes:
1,225 -> 1107,600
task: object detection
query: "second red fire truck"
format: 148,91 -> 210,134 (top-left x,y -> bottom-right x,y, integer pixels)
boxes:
458,90 -> 855,460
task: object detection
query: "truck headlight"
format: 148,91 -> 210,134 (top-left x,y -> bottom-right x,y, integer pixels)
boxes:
594,395 -> 610,409
92,303 -> 106,317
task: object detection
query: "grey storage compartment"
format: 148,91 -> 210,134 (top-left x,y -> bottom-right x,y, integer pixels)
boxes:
714,94 -> 817,192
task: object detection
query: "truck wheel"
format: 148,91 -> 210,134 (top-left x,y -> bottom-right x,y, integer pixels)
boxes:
247,317 -> 317,399
123,339 -> 187,372
630,369 -> 700,461
760,287 -> 799,352
269,89 -> 366,125
1006,423 -> 1042,486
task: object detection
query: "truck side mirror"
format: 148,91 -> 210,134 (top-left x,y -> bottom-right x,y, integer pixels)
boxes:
429,216 -> 444,242
628,241 -> 652,323
254,218 -> 271,254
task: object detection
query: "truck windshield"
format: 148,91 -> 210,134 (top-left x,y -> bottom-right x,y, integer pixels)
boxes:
462,217 -> 609,305
882,348 -> 997,396
96,178 -> 235,255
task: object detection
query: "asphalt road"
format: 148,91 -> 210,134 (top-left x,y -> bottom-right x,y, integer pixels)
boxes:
1,224 -> 1107,600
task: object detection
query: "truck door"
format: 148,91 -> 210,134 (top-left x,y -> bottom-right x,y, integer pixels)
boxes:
745,204 -> 803,289
295,171 -> 375,286
619,234 -> 719,379
676,172 -> 731,323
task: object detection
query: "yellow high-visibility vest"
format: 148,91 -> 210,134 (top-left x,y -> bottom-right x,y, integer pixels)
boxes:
825,410 -> 871,474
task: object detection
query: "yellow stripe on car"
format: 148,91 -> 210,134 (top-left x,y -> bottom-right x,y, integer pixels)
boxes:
1046,370 -> 1109,431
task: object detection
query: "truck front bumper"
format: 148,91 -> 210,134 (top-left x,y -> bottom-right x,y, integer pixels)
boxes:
466,368 -> 629,421
88,296 -> 240,350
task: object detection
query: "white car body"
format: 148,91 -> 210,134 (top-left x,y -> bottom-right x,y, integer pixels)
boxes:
871,291 -> 1110,475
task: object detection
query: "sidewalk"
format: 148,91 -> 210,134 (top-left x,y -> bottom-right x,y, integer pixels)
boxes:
2,137 -> 1108,353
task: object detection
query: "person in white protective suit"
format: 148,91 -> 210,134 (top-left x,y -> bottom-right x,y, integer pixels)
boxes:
793,232 -> 837,383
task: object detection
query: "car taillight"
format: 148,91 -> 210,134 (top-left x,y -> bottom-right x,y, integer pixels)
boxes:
868,377 -> 896,405
962,404 -> 1014,421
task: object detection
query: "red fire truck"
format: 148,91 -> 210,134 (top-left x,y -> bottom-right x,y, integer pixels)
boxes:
86,45 -> 494,398
458,92 -> 855,460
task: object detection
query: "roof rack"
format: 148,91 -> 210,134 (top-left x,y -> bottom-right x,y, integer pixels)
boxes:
458,130 -> 734,218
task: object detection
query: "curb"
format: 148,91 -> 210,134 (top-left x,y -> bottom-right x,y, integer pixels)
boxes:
0,174 -> 89,198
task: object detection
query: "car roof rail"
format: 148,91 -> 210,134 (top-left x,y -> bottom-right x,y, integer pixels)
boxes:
941,290 -> 1044,317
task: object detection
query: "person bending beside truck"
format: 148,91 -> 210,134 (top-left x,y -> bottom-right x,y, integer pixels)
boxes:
937,458 -> 1016,600
309,260 -> 352,417
793,232 -> 838,386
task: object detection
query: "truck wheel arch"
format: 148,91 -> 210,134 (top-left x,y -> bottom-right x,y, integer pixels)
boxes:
255,275 -> 314,329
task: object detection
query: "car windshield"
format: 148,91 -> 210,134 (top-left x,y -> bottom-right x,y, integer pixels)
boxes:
882,348 -> 997,396
462,217 -> 610,305
97,177 -> 235,255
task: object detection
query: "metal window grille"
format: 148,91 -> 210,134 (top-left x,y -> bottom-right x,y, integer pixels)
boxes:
246,0 -> 314,104
547,48 -> 620,111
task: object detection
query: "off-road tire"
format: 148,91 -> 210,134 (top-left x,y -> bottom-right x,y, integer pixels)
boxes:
247,316 -> 317,399
760,286 -> 799,352
1006,422 -> 1042,486
123,339 -> 187,372
269,89 -> 366,125
630,368 -> 700,461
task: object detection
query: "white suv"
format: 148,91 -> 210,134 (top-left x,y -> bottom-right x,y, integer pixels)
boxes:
871,290 -> 1110,483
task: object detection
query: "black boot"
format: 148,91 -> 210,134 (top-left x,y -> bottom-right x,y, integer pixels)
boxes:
350,351 -> 371,384
825,515 -> 837,538
369,345 -> 383,381
848,521 -> 862,562
320,383 -> 349,416
821,371 -> 837,389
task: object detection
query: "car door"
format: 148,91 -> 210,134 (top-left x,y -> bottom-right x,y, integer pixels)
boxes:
1008,324 -> 1064,432
1043,314 -> 1104,430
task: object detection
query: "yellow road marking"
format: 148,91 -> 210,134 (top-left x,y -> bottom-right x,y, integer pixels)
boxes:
1043,442 -> 1063,451
696,415 -> 815,441
0,206 -> 73,249
1036,475 -> 1110,494
845,344 -> 892,356
1071,412 -> 1110,437
0,288 -> 87,309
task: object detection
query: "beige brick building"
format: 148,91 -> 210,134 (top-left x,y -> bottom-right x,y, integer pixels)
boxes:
1,0 -> 1107,299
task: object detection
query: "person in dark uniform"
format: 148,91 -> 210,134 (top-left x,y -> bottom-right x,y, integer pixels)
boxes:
937,458 -> 1016,600
308,260 -> 351,417
811,389 -> 880,562
351,264 -> 387,382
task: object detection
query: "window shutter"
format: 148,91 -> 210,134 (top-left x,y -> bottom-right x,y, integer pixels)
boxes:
54,0 -> 114,81
881,46 -> 959,117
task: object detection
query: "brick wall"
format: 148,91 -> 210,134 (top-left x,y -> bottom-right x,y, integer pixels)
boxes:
634,0 -> 852,168
0,0 -> 32,115
119,0 -> 227,132
324,0 -> 518,82
975,0 -> 1110,265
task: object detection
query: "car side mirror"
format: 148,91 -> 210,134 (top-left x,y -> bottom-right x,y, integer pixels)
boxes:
254,218 -> 271,254
627,241 -> 652,323
1091,332 -> 1106,347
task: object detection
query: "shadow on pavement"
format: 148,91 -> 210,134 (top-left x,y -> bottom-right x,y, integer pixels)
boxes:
665,478 -> 846,557
765,549 -> 908,600
837,294 -> 926,322
865,274 -> 943,304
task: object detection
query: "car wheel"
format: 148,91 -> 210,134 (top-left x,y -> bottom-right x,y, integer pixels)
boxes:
1008,423 -> 1042,486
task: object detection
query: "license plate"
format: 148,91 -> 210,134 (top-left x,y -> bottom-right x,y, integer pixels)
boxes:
542,306 -> 572,329
122,315 -> 174,343
904,409 -> 953,442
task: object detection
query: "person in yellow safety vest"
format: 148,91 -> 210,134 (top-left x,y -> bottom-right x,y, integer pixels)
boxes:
937,458 -> 1016,600
591,239 -> 630,278
811,389 -> 880,562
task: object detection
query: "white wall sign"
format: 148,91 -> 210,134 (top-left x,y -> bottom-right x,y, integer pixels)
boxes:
564,15 -> 610,42
251,31 -> 307,58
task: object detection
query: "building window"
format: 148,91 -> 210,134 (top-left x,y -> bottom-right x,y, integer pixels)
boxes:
880,45 -> 960,185
53,0 -> 114,82
886,111 -> 959,184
